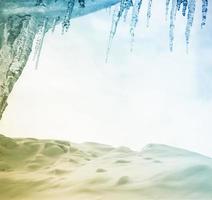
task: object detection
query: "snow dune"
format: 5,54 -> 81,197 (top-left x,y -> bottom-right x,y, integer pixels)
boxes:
0,134 -> 212,200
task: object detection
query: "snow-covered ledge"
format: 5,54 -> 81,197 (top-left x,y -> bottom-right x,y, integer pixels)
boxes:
0,0 -> 120,119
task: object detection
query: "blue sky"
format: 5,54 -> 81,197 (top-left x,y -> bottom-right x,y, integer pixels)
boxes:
0,1 -> 212,156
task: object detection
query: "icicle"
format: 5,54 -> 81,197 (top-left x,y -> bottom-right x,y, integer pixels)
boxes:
123,3 -> 132,23
52,16 -> 60,33
52,18 -> 57,33
182,0 -> 188,16
33,26 -> 43,61
130,0 -> 143,51
123,9 -> 129,22
201,0 -> 208,28
146,0 -> 153,27
106,7 -> 112,16
35,18 -> 47,69
106,0 -> 133,61
177,0 -> 183,11
166,0 -> 171,20
185,0 -> 195,52
123,0 -> 133,22
169,0 -> 177,51
62,0 -> 75,33
108,7 -> 112,16
106,9 -> 119,62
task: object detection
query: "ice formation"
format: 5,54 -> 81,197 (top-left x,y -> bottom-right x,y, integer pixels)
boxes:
201,0 -> 208,28
146,0 -> 153,27
0,0 -> 120,119
107,0 -> 209,55
169,0 -> 177,51
0,0 -> 209,119
106,0 -> 133,61
185,0 -> 196,51
62,0 -> 76,33
34,18 -> 48,69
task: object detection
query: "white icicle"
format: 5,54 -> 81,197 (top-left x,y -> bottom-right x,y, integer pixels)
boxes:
201,0 -> 208,28
106,7 -> 112,16
33,25 -> 43,61
62,0 -> 75,33
130,0 -> 143,51
35,18 -> 47,69
147,0 -> 153,27
182,0 -> 188,16
177,0 -> 183,11
106,0 -> 133,61
185,0 -> 195,52
166,0 -> 171,20
124,0 -> 133,22
169,0 -> 177,51
52,16 -> 60,33
123,8 -> 129,22
106,9 -> 118,62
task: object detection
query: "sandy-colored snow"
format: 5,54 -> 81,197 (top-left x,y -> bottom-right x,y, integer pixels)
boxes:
0,134 -> 212,200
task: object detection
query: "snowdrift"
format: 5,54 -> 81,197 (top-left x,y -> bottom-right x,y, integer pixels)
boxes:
0,134 -> 212,200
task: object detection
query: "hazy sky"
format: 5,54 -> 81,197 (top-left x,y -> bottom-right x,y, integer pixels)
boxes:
0,1 -> 212,156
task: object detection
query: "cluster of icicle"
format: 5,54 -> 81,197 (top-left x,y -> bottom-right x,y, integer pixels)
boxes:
33,0 -> 208,64
106,0 -> 208,61
33,0 -> 88,68
33,0 -> 78,68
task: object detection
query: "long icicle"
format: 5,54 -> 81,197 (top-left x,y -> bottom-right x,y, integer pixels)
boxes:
106,9 -> 120,62
146,0 -> 153,27
166,0 -> 171,20
169,0 -> 177,51
201,0 -> 208,28
35,18 -> 47,69
177,0 -> 183,11
185,0 -> 195,52
130,0 -> 143,51
182,0 -> 188,16
106,0 -> 133,61
62,0 -> 75,33
33,25 -> 43,61
52,16 -> 60,33
123,0 -> 133,22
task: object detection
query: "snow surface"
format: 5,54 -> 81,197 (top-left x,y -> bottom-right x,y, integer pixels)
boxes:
0,134 -> 212,200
